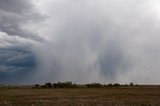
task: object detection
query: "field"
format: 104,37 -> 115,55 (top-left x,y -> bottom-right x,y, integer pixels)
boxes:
0,86 -> 160,106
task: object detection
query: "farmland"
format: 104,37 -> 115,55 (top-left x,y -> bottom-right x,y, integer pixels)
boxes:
0,86 -> 160,106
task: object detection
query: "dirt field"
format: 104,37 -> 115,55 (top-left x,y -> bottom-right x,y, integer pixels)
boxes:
0,86 -> 160,106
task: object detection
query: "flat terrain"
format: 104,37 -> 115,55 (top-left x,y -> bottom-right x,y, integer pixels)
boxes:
0,86 -> 160,106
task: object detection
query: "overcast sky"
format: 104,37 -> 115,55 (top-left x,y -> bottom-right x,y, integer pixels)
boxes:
1,0 -> 160,84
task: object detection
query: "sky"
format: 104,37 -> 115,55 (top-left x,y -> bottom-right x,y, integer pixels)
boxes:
1,0 -> 160,84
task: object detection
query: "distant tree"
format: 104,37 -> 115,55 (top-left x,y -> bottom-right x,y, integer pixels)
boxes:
73,83 -> 77,88
113,83 -> 121,87
130,82 -> 134,86
45,82 -> 52,88
107,83 -> 113,87
57,82 -> 63,88
53,82 -> 77,88
34,84 -> 40,89
124,84 -> 128,87
52,83 -> 57,88
41,85 -> 47,89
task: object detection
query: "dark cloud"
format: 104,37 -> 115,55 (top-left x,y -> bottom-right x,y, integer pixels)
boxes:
0,0 -> 43,84
0,48 -> 37,84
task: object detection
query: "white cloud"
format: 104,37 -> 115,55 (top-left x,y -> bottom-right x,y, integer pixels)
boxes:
0,32 -> 38,48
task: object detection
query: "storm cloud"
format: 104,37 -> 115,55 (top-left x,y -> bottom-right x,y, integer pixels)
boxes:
1,0 -> 160,84
0,0 -> 42,84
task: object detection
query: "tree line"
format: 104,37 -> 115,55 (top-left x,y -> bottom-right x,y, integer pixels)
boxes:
33,82 -> 135,89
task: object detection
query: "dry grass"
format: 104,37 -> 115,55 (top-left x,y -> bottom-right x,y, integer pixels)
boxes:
0,86 -> 160,106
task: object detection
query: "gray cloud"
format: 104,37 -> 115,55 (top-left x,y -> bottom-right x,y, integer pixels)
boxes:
0,0 -> 43,41
33,0 -> 160,84
1,0 -> 160,84
0,0 -> 32,13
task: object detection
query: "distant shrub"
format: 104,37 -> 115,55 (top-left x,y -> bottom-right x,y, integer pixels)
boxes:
53,82 -> 77,88
85,83 -> 103,88
113,83 -> 121,87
